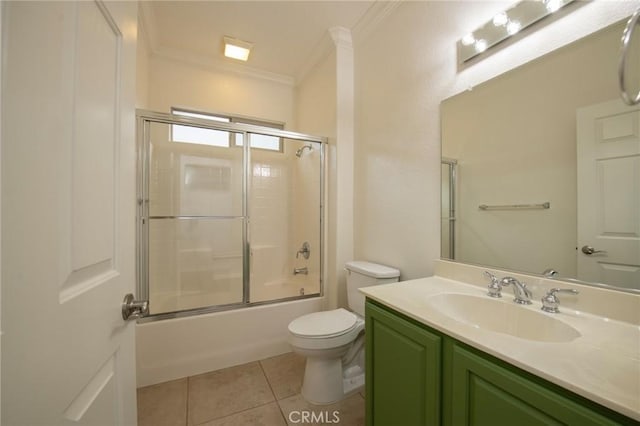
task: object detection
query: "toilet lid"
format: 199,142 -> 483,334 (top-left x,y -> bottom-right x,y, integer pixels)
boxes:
288,308 -> 358,338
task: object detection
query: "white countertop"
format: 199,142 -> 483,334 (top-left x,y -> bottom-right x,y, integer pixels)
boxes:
360,276 -> 640,421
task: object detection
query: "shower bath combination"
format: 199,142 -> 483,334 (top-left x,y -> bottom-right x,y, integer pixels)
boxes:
136,110 -> 326,320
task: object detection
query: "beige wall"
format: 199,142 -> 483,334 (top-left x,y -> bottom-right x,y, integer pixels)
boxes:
295,51 -> 339,307
294,28 -> 355,310
354,1 -> 637,281
147,54 -> 295,127
136,14 -> 150,109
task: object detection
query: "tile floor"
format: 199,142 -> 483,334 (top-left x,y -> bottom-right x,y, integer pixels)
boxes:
137,352 -> 365,426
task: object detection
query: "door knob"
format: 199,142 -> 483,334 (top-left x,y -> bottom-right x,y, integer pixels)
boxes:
581,245 -> 607,255
122,293 -> 149,320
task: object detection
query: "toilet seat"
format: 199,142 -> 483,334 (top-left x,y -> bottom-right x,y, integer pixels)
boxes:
289,308 -> 358,338
288,308 -> 364,351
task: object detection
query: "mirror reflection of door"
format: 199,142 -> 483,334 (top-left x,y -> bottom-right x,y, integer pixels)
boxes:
577,99 -> 640,288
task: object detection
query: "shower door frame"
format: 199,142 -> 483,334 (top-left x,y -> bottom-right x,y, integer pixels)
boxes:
136,109 -> 327,322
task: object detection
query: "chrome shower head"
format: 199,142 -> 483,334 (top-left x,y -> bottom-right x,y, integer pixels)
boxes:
295,144 -> 313,158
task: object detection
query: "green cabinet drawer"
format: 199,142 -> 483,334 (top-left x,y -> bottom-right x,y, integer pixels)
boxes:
366,301 -> 442,426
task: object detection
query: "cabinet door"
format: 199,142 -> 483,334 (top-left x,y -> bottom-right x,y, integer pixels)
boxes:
449,342 -> 626,426
366,301 -> 441,426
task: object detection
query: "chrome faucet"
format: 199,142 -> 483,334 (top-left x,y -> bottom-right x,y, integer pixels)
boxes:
500,276 -> 533,305
293,267 -> 308,275
541,288 -> 579,313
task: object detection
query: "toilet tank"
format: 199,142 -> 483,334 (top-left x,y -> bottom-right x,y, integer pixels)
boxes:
345,261 -> 400,316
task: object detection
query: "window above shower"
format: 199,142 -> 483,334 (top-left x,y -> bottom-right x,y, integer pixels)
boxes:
171,108 -> 284,152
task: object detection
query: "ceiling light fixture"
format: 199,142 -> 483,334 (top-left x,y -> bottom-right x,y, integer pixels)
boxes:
223,36 -> 253,61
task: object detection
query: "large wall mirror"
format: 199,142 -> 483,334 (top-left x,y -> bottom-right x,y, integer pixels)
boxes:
441,18 -> 640,293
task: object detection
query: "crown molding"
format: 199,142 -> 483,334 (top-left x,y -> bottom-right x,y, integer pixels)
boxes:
294,30 -> 337,85
329,27 -> 354,50
139,2 -> 294,86
138,1 -> 159,52
294,0 -> 401,85
139,0 -> 401,88
352,0 -> 402,45
153,46 -> 296,87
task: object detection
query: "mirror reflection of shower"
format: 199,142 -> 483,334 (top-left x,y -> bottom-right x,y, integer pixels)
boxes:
441,158 -> 457,260
295,144 -> 313,157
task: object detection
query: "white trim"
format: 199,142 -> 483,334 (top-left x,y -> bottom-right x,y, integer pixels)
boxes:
153,45 -> 295,87
295,1 -> 400,85
138,1 -> 400,88
137,1 -> 158,53
352,0 -> 402,46
294,31 -> 335,85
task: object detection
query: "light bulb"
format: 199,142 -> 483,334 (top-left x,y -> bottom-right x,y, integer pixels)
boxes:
461,33 -> 475,46
506,20 -> 521,35
475,40 -> 487,53
493,12 -> 508,27
545,0 -> 562,13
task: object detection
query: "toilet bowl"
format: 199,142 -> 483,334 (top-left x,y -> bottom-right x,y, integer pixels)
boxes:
287,261 -> 400,405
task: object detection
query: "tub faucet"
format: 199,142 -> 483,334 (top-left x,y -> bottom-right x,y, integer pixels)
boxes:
296,242 -> 310,259
293,267 -> 308,275
500,276 -> 532,305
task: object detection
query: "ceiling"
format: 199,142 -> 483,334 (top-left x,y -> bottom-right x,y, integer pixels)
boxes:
140,1 -> 383,83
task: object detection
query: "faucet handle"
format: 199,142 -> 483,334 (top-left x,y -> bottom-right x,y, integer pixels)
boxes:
541,288 -> 579,313
484,271 -> 502,298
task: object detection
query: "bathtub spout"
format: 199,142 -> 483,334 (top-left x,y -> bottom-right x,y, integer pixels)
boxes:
293,267 -> 308,275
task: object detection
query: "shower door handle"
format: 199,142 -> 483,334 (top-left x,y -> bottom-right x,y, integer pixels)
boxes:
122,293 -> 149,320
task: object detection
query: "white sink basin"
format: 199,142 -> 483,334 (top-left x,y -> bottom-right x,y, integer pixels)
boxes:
426,293 -> 581,343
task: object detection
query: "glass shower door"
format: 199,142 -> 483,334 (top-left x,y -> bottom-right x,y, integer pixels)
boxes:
143,120 -> 245,315
249,135 -> 322,303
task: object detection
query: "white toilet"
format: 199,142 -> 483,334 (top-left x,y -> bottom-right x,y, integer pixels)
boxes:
288,260 -> 400,405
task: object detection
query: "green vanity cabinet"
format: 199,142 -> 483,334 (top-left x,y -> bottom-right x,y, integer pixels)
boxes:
365,299 -> 638,426
446,340 -> 627,426
365,300 -> 442,426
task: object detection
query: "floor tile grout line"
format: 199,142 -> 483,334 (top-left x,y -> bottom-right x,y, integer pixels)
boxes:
259,360 -> 290,425
185,375 -> 191,426
258,359 -> 279,402
275,398 -> 290,426
190,362 -> 279,426
191,400 -> 281,426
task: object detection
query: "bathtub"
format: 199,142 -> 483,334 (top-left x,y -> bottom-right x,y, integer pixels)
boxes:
135,296 -> 323,387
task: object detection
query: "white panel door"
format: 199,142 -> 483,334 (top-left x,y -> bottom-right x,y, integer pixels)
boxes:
2,1 -> 138,424
577,99 -> 640,289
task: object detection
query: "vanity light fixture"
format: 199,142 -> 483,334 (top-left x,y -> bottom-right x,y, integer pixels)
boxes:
223,36 -> 253,61
458,0 -> 575,63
